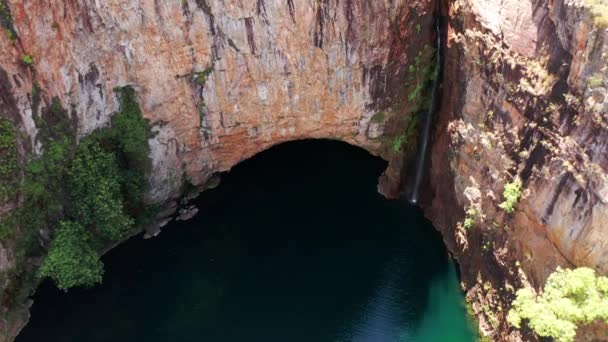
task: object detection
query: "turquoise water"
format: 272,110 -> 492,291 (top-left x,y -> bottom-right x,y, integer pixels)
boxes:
17,140 -> 475,342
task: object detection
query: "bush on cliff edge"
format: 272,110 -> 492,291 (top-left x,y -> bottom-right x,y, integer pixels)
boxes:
508,267 -> 608,342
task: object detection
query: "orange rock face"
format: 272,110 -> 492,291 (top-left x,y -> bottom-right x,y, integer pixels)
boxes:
427,0 -> 608,339
0,0 -> 433,203
2,0 -> 607,340
0,0 -> 434,339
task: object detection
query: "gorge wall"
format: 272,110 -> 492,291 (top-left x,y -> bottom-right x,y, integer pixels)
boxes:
0,0 -> 607,341
427,0 -> 608,340
0,0 -> 434,339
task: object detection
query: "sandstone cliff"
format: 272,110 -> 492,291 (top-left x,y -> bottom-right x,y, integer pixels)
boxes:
0,0 -> 607,341
427,0 -> 608,340
0,0 -> 434,339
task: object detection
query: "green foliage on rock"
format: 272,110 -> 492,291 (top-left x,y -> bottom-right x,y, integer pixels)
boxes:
21,139 -> 70,233
463,208 -> 477,230
0,118 -> 18,200
33,97 -> 76,146
66,140 -> 133,241
21,55 -> 34,66
387,44 -> 436,155
0,0 -> 16,41
392,133 -> 407,152
507,267 -> 608,342
585,0 -> 608,28
370,111 -> 387,123
406,44 -> 437,112
7,87 -> 153,290
498,179 -> 522,213
192,66 -> 214,86
89,87 -> 154,227
38,221 -> 103,290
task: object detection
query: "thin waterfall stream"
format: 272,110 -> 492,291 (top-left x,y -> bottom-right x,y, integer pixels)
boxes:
409,7 -> 443,204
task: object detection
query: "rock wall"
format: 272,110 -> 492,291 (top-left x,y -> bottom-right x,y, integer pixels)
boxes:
0,0 -> 434,339
2,0 -> 608,340
426,0 -> 608,339
0,0 -> 434,204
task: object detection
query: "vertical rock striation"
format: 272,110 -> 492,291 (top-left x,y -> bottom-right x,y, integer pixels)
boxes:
0,0 -> 434,339
427,0 -> 608,339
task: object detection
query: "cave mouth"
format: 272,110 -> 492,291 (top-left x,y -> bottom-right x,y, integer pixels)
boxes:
16,140 -> 475,342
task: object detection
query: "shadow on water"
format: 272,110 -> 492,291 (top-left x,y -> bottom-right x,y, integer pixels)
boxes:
17,140 -> 475,342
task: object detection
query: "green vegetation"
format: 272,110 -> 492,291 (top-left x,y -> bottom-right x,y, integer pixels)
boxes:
0,87 -> 154,290
370,111 -> 387,123
33,97 -> 76,146
406,44 -> 437,112
588,72 -> 604,88
392,133 -> 406,152
585,0 -> 608,28
387,44 -> 436,154
507,267 -> 608,342
66,141 -> 133,241
498,179 -> 522,213
0,0 -> 16,41
0,118 -> 17,200
463,208 -> 477,230
192,66 -> 214,86
21,55 -> 34,66
38,221 -> 103,290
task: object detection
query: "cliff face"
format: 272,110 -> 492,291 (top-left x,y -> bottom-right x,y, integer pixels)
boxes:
0,0 -> 434,339
1,0 -> 607,341
427,0 -> 608,339
0,0 -> 434,204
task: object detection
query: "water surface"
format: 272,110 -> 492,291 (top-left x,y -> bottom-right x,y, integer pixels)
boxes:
17,140 -> 475,342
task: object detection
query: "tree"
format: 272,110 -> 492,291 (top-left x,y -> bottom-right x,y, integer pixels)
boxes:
67,140 -> 133,241
508,267 -> 608,342
38,221 -> 103,290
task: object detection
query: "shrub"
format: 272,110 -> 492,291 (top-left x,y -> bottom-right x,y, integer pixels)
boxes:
585,0 -> 608,28
192,66 -> 214,86
21,139 -> 71,231
67,140 -> 134,241
21,54 -> 34,66
463,208 -> 477,230
498,179 -> 522,213
588,73 -> 604,88
392,133 -> 407,152
507,267 -> 608,342
38,221 -> 103,290
26,87 -> 153,290
90,86 -> 152,225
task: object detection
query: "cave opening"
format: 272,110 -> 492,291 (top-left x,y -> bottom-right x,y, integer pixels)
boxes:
16,140 -> 475,342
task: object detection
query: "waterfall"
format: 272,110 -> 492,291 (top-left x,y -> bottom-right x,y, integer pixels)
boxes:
408,7 -> 442,205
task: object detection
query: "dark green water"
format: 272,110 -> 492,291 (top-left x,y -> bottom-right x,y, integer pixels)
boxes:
17,140 -> 475,342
